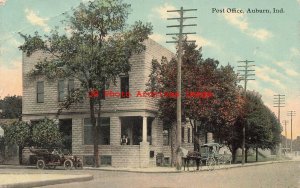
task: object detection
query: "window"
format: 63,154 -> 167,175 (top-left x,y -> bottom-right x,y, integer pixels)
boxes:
100,155 -> 112,166
163,124 -> 169,146
120,76 -> 129,98
84,117 -> 110,145
68,79 -> 74,95
58,80 -> 65,102
37,81 -> 44,103
181,127 -> 185,143
98,117 -> 110,145
188,128 -> 191,143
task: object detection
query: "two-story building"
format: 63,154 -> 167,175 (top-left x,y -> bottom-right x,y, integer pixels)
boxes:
22,39 -> 196,167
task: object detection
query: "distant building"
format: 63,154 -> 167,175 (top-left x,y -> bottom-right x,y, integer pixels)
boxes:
22,39 -> 199,167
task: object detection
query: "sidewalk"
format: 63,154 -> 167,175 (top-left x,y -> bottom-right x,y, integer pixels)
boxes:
85,159 -> 295,173
0,173 -> 93,188
1,159 -> 295,173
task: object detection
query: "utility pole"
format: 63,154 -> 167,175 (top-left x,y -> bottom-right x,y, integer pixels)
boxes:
287,111 -> 296,153
274,94 -> 285,123
273,94 -> 285,156
282,120 -> 288,151
166,7 -> 197,170
237,60 -> 255,165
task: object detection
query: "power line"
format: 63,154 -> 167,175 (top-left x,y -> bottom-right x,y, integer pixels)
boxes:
166,7 -> 197,171
237,60 -> 255,165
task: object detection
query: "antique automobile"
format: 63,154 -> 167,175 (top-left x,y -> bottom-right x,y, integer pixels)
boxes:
29,148 -> 83,170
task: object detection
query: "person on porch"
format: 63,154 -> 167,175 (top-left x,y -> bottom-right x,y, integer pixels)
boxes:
120,135 -> 128,145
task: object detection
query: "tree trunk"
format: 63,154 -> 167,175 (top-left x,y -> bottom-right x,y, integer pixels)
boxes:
231,147 -> 237,164
245,148 -> 248,163
89,97 -> 99,167
19,145 -> 23,165
256,148 -> 258,162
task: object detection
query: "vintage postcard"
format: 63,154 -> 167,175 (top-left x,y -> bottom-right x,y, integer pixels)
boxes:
0,0 -> 299,187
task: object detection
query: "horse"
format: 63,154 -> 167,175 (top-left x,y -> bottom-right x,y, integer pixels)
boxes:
180,147 -> 201,171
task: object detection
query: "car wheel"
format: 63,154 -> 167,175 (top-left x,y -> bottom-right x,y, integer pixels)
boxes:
37,160 -> 45,170
75,161 -> 83,170
64,159 -> 73,170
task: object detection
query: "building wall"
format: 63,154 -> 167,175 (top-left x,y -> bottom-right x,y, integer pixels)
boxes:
22,39 -> 198,168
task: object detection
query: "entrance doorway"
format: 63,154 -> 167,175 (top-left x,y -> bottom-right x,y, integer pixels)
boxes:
59,119 -> 72,153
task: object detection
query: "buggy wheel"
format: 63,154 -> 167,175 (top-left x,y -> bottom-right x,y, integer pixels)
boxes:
75,161 -> 83,170
206,158 -> 215,171
37,160 -> 45,169
64,159 -> 73,170
217,156 -> 224,169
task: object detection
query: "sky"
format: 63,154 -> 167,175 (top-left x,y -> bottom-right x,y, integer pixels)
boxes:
0,0 -> 299,139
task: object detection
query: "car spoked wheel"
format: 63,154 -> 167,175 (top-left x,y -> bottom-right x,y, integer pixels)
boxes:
64,159 -> 73,170
37,160 -> 45,170
75,161 -> 83,169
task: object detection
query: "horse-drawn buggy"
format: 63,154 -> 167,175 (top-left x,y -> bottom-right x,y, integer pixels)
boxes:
182,143 -> 232,171
29,148 -> 83,170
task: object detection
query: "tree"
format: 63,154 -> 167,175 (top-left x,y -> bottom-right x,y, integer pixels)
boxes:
32,118 -> 62,148
0,95 -> 22,119
19,0 -> 152,167
228,91 -> 282,163
3,118 -> 63,163
3,121 -> 31,164
147,41 -> 242,165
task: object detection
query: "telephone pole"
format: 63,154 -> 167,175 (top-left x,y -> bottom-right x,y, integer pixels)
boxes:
273,94 -> 285,123
282,120 -> 288,150
287,111 -> 296,153
237,60 -> 255,165
167,7 -> 197,170
273,94 -> 285,156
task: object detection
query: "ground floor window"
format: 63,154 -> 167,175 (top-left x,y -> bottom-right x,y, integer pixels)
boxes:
59,119 -> 72,153
100,155 -> 112,166
163,123 -> 169,146
120,117 -> 142,145
84,117 -> 110,145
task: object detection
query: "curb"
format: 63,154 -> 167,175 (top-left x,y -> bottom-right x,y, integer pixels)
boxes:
84,159 -> 296,173
0,174 -> 93,188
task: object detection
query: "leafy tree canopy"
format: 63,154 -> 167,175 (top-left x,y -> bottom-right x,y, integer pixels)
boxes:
0,95 -> 22,119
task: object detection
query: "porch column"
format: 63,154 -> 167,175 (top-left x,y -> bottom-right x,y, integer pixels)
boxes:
142,116 -> 147,142
140,116 -> 150,167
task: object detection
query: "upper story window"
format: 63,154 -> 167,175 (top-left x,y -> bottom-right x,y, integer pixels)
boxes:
68,79 -> 74,95
37,81 -> 44,103
58,80 -> 65,102
120,76 -> 129,98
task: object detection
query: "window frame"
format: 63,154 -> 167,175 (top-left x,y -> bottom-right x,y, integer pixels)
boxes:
58,79 -> 65,102
36,81 -> 44,103
68,79 -> 75,95
120,76 -> 129,98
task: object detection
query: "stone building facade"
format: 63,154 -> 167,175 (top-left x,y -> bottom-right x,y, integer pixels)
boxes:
22,39 -> 195,167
